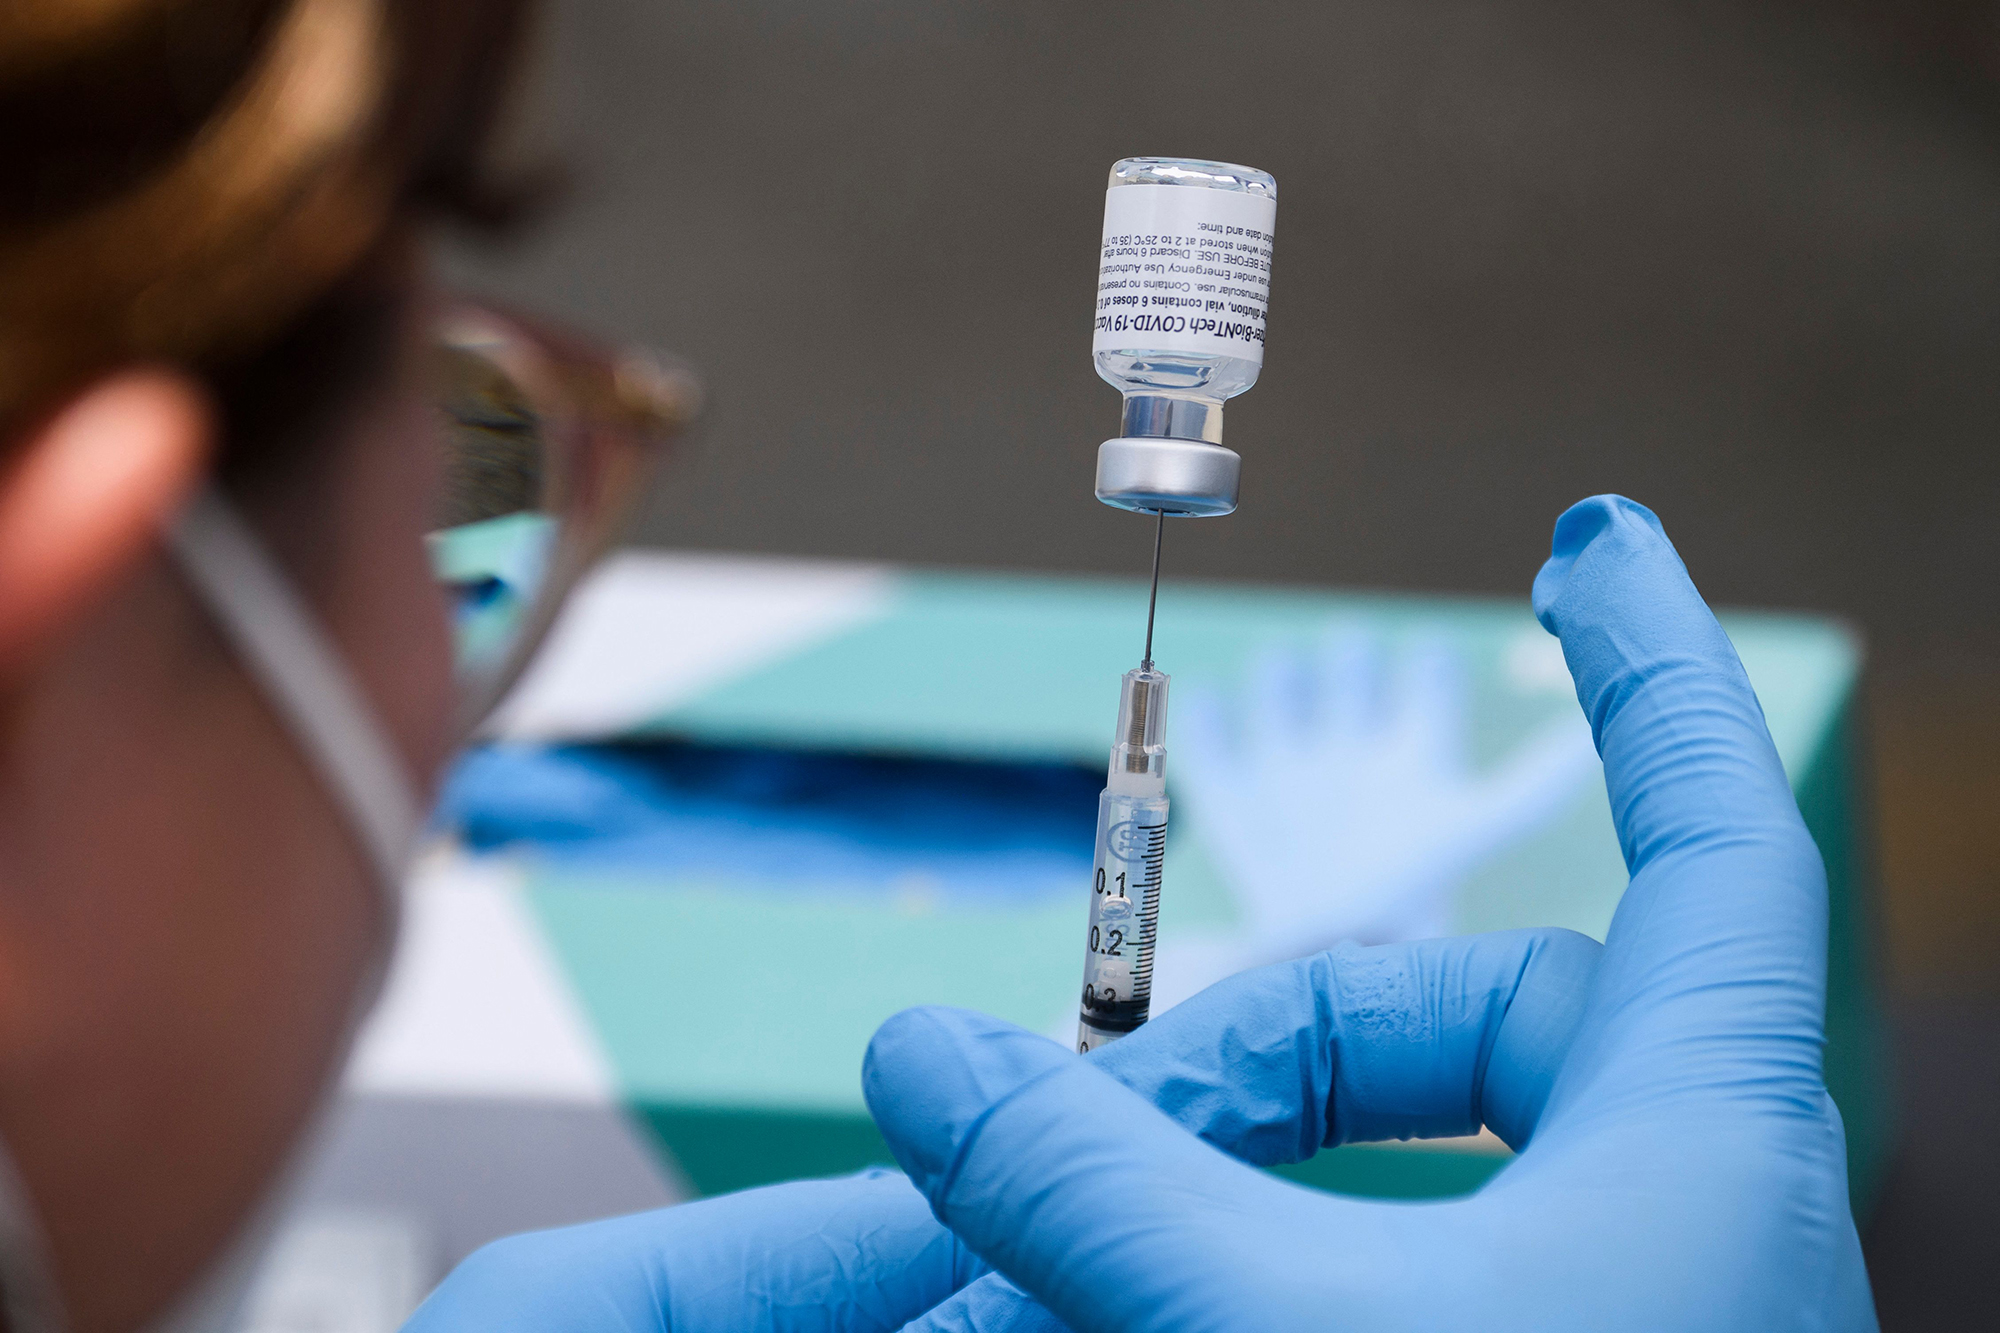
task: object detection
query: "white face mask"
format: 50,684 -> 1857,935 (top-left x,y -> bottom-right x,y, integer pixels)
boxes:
0,484 -> 424,1333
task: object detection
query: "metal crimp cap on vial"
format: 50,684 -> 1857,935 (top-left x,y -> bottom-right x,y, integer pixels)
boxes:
1096,437 -> 1241,517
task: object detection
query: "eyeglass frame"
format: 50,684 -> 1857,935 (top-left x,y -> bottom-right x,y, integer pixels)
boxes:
430,297 -> 703,739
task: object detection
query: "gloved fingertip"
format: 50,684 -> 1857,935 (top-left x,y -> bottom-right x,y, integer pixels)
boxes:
1531,494 -> 1671,632
864,1007 -> 1071,1198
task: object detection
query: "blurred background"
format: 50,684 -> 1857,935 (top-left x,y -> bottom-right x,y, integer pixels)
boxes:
418,0 -> 1996,1325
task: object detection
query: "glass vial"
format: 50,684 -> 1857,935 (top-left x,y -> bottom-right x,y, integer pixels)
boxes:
1092,157 -> 1278,448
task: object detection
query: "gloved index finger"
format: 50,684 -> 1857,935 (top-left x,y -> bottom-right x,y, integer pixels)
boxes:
1092,928 -> 1599,1158
1533,495 -> 1805,884
1530,496 -> 1830,1114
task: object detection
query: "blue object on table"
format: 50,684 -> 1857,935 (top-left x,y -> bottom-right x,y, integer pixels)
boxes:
439,742 -> 1099,901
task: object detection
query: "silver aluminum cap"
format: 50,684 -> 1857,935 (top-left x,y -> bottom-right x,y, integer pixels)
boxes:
1095,437 -> 1240,517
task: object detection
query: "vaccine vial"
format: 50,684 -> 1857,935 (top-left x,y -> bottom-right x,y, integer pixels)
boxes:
1092,157 -> 1277,517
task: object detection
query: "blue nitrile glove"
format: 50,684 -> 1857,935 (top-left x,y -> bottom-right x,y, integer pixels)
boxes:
869,495 -> 1874,1333
892,925 -> 1604,1332
399,923 -> 1597,1333
401,1168 -> 982,1332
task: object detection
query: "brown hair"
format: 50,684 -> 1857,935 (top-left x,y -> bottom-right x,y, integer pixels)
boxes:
0,0 -> 531,437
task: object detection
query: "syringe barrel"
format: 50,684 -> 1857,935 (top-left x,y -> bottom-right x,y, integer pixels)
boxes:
1077,787 -> 1168,1053
1079,665 -> 1173,1053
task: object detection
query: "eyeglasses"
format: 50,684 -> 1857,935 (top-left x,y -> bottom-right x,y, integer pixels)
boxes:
428,299 -> 701,738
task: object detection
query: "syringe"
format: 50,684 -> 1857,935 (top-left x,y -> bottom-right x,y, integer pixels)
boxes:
1077,514 -> 1171,1053
1075,156 -> 1276,1049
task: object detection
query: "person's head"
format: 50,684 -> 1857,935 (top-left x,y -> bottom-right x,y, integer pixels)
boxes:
0,2 -> 539,1327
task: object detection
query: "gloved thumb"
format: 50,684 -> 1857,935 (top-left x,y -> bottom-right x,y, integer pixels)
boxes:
865,1006 -> 1303,1332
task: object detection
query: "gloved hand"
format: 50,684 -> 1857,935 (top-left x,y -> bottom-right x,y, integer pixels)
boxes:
399,913 -> 1597,1333
869,495 -> 1874,1333
401,922 -> 1600,1333
401,1168 -> 982,1332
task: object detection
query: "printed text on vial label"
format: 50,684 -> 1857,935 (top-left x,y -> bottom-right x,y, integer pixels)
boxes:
1093,183 -> 1276,360
1095,223 -> 1272,349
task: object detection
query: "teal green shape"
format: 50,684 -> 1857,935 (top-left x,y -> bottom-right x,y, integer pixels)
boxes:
1789,679 -> 1894,1218
524,872 -> 1082,1115
635,1106 -> 896,1200
515,570 -> 1879,1210
1272,1142 -> 1511,1200
644,573 -> 1579,764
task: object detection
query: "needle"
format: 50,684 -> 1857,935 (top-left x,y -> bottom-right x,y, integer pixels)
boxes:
1141,508 -> 1164,670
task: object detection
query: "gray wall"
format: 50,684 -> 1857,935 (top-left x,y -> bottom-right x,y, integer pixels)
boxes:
443,0 -> 2000,682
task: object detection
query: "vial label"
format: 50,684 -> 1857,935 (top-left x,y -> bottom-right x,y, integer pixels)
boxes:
1093,184 -> 1277,364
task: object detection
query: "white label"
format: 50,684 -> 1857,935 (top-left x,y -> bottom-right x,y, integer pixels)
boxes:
1092,183 -> 1277,363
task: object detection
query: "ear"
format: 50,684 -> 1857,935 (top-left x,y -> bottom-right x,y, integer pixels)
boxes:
0,371 -> 214,675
